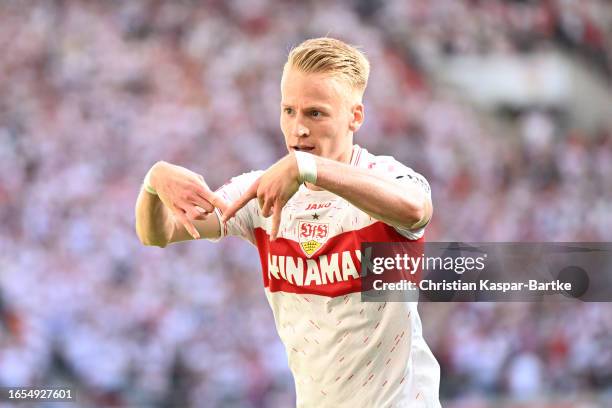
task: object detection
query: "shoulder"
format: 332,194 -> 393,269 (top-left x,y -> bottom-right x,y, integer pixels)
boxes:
214,169 -> 265,209
352,144 -> 406,171
217,170 -> 264,192
213,170 -> 264,243
357,146 -> 431,193
229,169 -> 265,184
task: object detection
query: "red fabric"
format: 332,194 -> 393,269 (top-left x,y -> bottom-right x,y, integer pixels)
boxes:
254,222 -> 424,297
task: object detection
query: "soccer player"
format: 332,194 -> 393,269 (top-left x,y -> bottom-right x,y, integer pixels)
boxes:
135,38 -> 440,407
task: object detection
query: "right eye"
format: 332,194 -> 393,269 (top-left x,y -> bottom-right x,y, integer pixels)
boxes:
284,107 -> 294,115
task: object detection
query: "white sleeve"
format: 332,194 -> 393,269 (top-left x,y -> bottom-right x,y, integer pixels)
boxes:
370,157 -> 432,240
210,170 -> 264,245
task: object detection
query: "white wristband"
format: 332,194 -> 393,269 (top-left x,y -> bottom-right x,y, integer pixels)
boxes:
143,168 -> 158,195
294,151 -> 317,184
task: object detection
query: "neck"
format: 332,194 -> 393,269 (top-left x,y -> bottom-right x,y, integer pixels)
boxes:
338,145 -> 353,164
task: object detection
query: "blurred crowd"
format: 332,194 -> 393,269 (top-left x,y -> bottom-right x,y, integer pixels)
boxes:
1,0 -> 611,407
375,0 -> 612,76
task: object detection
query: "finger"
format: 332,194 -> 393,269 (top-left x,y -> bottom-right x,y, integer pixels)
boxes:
194,178 -> 228,213
186,206 -> 207,221
173,207 -> 200,239
222,178 -> 259,222
192,187 -> 215,213
270,201 -> 282,241
181,217 -> 200,239
205,192 -> 229,214
193,206 -> 209,220
261,196 -> 274,218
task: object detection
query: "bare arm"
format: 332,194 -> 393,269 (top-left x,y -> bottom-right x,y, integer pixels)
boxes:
313,156 -> 432,230
135,161 -> 227,247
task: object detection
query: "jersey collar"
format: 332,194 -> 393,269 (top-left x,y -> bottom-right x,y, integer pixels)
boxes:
349,144 -> 363,167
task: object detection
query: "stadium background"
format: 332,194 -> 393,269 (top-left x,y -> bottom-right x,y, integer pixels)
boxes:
1,0 -> 611,407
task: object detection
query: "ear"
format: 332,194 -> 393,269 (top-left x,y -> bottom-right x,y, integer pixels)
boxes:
348,103 -> 364,132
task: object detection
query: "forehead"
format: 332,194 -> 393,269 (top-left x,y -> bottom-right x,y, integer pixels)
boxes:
280,68 -> 348,105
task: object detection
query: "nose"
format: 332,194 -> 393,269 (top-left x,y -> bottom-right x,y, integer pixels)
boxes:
295,123 -> 310,138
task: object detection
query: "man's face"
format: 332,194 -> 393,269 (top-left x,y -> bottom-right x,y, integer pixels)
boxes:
280,68 -> 363,163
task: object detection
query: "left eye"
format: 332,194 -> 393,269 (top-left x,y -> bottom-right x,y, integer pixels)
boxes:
311,111 -> 321,117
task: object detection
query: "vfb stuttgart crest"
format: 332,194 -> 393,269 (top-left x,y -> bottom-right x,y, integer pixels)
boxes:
298,221 -> 329,257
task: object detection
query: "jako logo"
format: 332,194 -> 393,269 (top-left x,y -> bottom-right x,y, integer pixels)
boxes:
305,202 -> 331,210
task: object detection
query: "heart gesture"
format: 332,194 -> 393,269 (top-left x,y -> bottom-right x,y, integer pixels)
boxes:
222,154 -> 302,240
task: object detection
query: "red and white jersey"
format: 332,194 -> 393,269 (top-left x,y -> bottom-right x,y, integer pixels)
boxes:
213,145 -> 440,407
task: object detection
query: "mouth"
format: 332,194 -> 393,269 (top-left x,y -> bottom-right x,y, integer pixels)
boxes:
292,146 -> 315,152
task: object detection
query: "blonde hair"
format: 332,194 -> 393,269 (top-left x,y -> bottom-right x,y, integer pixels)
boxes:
284,37 -> 370,96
